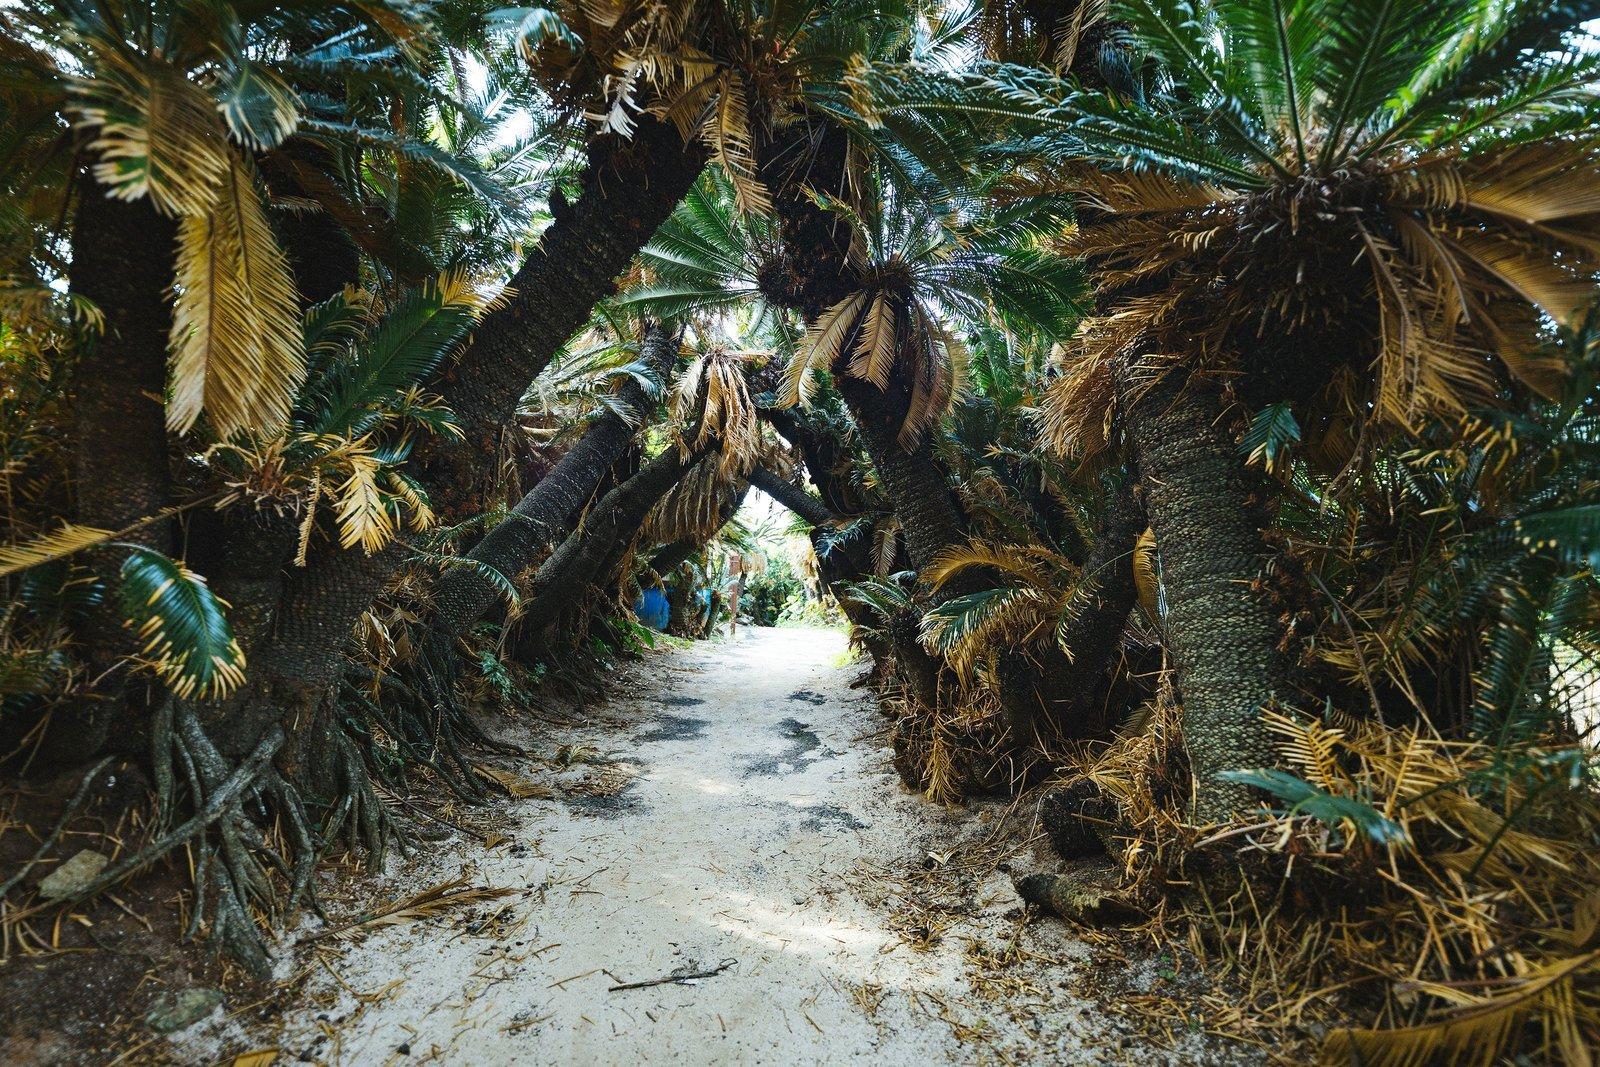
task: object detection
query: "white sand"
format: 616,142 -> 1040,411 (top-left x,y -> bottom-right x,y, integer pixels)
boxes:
183,628 -> 1220,1065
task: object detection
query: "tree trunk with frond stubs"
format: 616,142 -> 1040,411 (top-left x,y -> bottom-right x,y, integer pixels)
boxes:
187,117 -> 705,781
427,325 -> 680,644
51,175 -> 178,767
513,446 -> 701,636
1112,354 -> 1288,822
425,115 -> 708,522
749,465 -> 836,528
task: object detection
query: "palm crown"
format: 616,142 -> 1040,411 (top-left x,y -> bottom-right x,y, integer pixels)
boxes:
940,0 -> 1600,456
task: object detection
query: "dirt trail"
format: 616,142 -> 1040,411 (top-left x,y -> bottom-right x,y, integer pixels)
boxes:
184,628 -> 1218,1065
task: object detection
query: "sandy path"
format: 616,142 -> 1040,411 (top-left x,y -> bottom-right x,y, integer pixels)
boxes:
196,628 -> 1138,1065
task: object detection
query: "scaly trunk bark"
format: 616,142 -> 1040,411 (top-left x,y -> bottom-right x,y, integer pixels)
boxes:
837,377 -> 972,581
1112,355 -> 1287,821
426,116 -> 708,520
515,447 -> 698,634
752,114 -> 974,595
56,177 -> 177,763
427,325 -> 679,643
761,408 -> 860,517
196,118 -> 705,769
749,465 -> 835,528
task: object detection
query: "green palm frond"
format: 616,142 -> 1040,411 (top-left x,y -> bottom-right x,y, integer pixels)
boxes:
297,271 -> 487,439
118,547 -> 245,699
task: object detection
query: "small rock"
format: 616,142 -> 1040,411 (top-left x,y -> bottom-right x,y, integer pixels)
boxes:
146,988 -> 223,1033
397,1042 -> 411,1055
37,850 -> 109,901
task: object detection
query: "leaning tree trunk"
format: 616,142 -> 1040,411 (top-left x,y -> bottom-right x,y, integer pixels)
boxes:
192,117 -> 706,775
514,447 -> 699,634
753,113 -> 976,713
427,324 -> 680,644
749,464 -> 836,529
426,116 -> 708,520
55,176 -> 178,764
836,377 -> 972,579
1112,355 -> 1287,821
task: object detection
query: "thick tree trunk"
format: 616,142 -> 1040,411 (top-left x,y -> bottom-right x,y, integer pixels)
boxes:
837,378 -> 971,579
997,476 -> 1144,743
427,325 -> 679,642
1112,356 -> 1287,821
761,408 -> 859,517
515,447 -> 698,634
752,114 -> 974,594
57,178 -> 177,762
194,119 -> 705,771
426,117 -> 707,521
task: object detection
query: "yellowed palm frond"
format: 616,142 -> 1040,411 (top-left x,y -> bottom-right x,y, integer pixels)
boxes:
1446,230 -> 1595,328
71,52 -> 230,217
1132,527 -> 1159,619
1361,222 -> 1432,425
1458,144 -> 1600,223
334,452 -> 395,554
674,347 -> 759,479
781,291 -> 867,407
701,72 -> 770,216
1324,948 -> 1600,1067
1038,351 -> 1115,460
1263,710 -> 1348,792
1471,296 -> 1568,400
168,152 -> 305,439
644,455 -> 728,544
895,303 -> 961,448
848,292 -> 896,389
387,472 -> 435,532
1062,165 -> 1231,216
925,540 -> 1068,593
872,515 -> 900,578
0,522 -> 117,577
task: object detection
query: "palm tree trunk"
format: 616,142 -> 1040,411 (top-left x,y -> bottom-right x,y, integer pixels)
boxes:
749,465 -> 835,528
752,115 -> 973,594
425,116 -> 707,520
515,447 -> 699,633
1112,356 -> 1287,821
428,325 -> 679,642
194,120 -> 704,767
837,378 -> 972,579
55,177 -> 177,764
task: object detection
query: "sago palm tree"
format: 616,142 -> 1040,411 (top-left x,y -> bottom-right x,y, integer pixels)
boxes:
909,0 -> 1600,817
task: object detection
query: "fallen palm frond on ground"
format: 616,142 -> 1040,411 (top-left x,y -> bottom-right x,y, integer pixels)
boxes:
1062,701 -> 1600,1063
304,875 -> 516,944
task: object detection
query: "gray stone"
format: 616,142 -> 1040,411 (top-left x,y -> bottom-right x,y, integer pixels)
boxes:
146,988 -> 224,1033
36,850 -> 108,901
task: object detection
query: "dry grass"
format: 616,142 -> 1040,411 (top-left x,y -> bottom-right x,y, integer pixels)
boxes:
1065,698 -> 1600,1064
